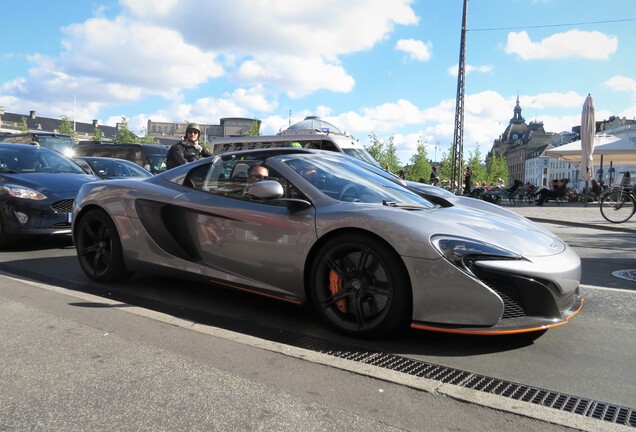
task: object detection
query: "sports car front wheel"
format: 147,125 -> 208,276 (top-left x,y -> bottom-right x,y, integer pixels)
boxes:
309,233 -> 412,338
75,208 -> 130,282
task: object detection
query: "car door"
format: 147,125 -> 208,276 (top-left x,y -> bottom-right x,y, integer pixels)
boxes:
179,161 -> 317,300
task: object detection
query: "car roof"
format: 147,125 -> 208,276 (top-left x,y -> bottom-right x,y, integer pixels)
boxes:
74,155 -> 140,164
0,141 -> 55,150
76,141 -> 162,148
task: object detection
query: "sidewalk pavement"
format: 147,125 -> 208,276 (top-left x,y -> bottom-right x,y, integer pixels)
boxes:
499,200 -> 636,232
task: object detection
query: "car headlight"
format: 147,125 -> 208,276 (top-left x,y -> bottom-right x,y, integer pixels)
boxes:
431,235 -> 522,274
1,185 -> 47,200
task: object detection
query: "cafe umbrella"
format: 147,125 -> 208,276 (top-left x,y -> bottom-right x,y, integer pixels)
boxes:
580,94 -> 595,205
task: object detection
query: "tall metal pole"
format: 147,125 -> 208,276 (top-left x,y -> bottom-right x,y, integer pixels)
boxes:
451,0 -> 468,194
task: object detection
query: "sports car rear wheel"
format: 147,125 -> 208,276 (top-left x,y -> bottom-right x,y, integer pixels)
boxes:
310,233 -> 411,338
76,208 -> 130,282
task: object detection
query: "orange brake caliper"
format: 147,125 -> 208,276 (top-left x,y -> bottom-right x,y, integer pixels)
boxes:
329,270 -> 347,313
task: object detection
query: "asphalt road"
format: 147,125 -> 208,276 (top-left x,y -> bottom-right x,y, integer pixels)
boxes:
0,222 -> 634,431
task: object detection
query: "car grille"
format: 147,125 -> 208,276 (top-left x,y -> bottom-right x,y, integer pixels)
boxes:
472,267 -> 564,320
491,287 -> 526,319
52,199 -> 74,214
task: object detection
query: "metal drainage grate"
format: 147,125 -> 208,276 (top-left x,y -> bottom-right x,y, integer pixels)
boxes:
57,279 -> 635,429
276,335 -> 636,429
612,269 -> 636,282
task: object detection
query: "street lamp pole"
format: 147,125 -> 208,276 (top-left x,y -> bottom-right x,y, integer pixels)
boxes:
435,140 -> 439,163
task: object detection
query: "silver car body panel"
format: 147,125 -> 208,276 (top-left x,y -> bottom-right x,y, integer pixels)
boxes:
73,151 -> 582,333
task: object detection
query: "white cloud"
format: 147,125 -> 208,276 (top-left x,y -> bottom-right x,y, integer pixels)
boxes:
119,0 -> 416,97
60,17 -> 224,91
1,0 -> 419,126
519,91 -> 584,110
235,55 -> 355,98
395,39 -> 432,61
227,85 -> 278,113
122,86 -> 279,134
448,64 -> 493,76
505,30 -> 618,60
121,0 -> 418,58
604,76 -> 636,94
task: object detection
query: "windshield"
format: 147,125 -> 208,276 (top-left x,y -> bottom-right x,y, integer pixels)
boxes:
83,158 -> 152,178
146,153 -> 168,173
342,147 -> 381,167
284,154 -> 435,208
36,136 -> 76,158
0,146 -> 86,174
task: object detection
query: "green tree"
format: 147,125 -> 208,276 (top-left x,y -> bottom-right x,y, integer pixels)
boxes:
246,120 -> 261,136
58,116 -> 76,140
485,153 -> 509,185
465,145 -> 486,186
384,136 -> 401,173
408,139 -> 432,182
91,127 -> 104,141
437,151 -> 454,186
113,117 -> 138,143
367,133 -> 387,168
367,133 -> 402,172
19,117 -> 28,132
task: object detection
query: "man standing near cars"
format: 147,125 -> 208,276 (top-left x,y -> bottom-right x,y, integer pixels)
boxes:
166,123 -> 212,169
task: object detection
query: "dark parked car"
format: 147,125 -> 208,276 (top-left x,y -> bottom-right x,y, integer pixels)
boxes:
0,131 -> 75,158
0,142 -> 99,247
72,149 -> 582,338
73,156 -> 152,179
74,141 -> 168,174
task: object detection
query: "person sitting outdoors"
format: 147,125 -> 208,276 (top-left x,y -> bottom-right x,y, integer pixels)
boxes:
585,179 -> 603,202
536,179 -> 569,206
506,179 -> 523,194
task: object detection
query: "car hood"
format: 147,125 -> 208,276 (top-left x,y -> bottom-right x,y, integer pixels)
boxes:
419,205 -> 565,257
0,173 -> 99,194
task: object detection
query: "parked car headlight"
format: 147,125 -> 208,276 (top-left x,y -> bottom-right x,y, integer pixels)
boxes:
431,235 -> 522,274
1,185 -> 47,200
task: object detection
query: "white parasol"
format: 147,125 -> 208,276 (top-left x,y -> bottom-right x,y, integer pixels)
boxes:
580,94 -> 595,182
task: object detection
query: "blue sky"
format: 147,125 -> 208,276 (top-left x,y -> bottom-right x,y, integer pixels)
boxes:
2,0 -> 636,164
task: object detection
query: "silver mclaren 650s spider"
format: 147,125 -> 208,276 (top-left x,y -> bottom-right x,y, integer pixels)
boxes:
72,149 -> 582,338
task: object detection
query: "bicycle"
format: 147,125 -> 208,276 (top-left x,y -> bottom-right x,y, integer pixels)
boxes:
599,174 -> 636,223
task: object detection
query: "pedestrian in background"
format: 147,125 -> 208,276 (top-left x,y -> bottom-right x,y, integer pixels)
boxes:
430,166 -> 440,185
463,166 -> 472,192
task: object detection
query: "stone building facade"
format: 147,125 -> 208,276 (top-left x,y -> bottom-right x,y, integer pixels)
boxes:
147,117 -> 260,145
0,106 -> 260,145
0,107 -> 119,141
490,97 -> 561,183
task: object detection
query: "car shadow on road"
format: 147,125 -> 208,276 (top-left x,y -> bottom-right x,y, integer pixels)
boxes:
0,249 -> 548,359
3,235 -> 75,251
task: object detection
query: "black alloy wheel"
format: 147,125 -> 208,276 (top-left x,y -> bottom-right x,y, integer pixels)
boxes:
309,233 -> 411,338
75,208 -> 129,282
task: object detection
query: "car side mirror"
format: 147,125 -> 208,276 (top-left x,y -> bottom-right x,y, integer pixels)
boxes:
247,180 -> 312,211
246,180 -> 284,199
